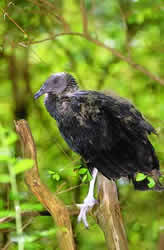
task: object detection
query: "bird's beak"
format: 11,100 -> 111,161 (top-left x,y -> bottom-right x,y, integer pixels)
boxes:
34,88 -> 45,100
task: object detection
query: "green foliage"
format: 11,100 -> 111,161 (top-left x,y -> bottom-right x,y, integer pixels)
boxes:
20,203 -> 44,212
0,210 -> 15,218
0,0 -> 164,249
0,174 -> 10,183
135,173 -> 147,182
14,159 -> 34,174
0,125 -> 41,249
0,126 -> 34,180
48,170 -> 61,181
136,173 -> 156,189
147,177 -> 156,188
0,222 -> 15,229
74,164 -> 92,183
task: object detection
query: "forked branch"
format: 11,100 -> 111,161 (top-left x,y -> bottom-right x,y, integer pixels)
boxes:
15,119 -> 76,250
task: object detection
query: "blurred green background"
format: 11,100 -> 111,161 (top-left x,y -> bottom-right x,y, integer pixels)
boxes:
0,0 -> 164,249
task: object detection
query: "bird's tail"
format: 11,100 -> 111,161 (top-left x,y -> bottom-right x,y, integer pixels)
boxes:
131,138 -> 164,191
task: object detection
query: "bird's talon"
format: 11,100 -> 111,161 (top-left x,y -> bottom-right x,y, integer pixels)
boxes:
77,197 -> 98,227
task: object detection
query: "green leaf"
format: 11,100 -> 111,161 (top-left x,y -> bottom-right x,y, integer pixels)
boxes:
49,170 -> 61,181
21,235 -> 39,243
0,174 -> 10,183
87,172 -> 92,181
74,165 -> 81,170
52,173 -> 61,181
14,159 -> 34,174
24,34 -> 28,40
79,168 -> 88,175
0,210 -> 15,218
37,228 -> 57,237
136,173 -> 147,182
48,170 -> 55,175
0,127 -> 8,135
0,153 -> 11,162
82,174 -> 88,183
9,191 -> 22,201
0,222 -> 15,229
21,203 -> 44,211
11,233 -> 38,244
147,177 -> 156,188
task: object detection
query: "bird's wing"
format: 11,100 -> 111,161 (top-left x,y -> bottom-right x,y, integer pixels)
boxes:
60,91 -> 158,180
100,93 -> 159,178
101,93 -> 157,138
63,91 -> 116,154
69,90 -> 156,153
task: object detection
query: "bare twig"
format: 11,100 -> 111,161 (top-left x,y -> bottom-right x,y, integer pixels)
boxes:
0,205 -> 80,226
18,32 -> 84,46
117,0 -> 131,56
80,0 -> 89,35
0,211 -> 40,224
87,36 -> 164,86
14,120 -> 76,250
56,183 -> 83,195
2,2 -> 164,86
0,7 -> 29,38
28,0 -> 70,32
40,0 -> 71,32
18,32 -> 164,86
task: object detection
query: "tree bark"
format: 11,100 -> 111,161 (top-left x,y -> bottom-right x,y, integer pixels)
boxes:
15,119 -> 76,250
94,174 -> 128,250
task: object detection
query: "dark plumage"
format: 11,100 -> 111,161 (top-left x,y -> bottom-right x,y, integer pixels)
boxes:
34,72 -> 163,191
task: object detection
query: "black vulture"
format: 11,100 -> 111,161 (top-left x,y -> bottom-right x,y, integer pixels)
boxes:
34,72 -> 163,227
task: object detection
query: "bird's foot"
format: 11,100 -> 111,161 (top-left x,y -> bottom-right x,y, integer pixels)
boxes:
77,196 -> 98,228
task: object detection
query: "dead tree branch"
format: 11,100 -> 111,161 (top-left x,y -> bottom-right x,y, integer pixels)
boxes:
94,174 -> 128,250
14,120 -> 76,250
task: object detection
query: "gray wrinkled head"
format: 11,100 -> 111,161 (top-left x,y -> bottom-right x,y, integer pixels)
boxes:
34,72 -> 76,99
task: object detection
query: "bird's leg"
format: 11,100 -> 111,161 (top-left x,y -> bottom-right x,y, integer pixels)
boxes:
77,168 -> 98,228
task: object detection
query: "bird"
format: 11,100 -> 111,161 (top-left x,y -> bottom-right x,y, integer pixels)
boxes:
34,72 -> 163,227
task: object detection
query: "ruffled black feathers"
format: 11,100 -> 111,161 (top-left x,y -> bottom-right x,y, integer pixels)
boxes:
42,74 -> 162,191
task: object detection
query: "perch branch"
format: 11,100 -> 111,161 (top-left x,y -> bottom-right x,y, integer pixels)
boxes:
14,119 -> 76,250
94,174 -> 128,250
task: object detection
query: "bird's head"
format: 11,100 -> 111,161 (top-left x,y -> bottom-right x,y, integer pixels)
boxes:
34,72 -> 78,99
